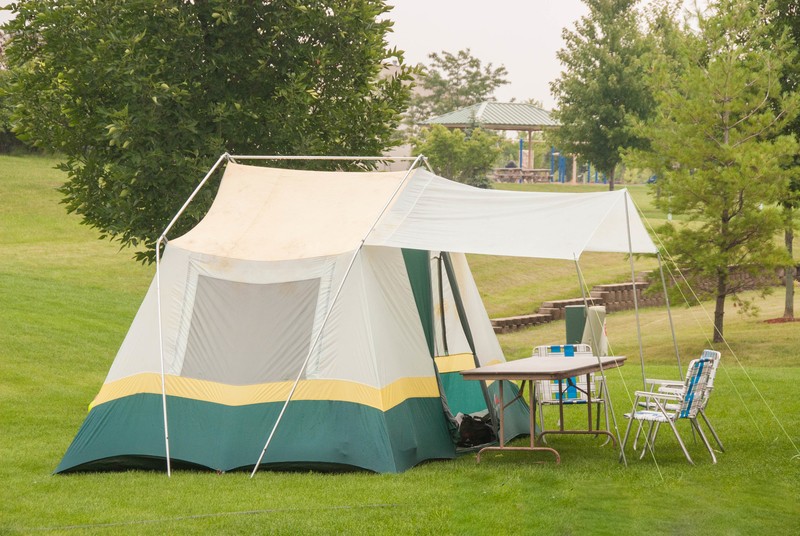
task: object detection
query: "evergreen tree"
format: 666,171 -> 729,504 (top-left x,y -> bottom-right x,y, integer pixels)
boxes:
632,0 -> 799,342
769,0 -> 800,319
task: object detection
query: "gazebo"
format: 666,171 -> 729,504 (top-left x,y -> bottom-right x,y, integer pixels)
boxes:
424,101 -> 559,182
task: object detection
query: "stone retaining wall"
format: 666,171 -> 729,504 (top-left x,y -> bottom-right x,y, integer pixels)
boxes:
491,265 -> 798,334
492,278 -> 663,334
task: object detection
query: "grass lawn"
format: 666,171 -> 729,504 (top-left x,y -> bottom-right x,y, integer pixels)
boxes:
1,156 -> 798,534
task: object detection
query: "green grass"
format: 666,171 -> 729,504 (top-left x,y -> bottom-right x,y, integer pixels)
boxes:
1,156 -> 798,535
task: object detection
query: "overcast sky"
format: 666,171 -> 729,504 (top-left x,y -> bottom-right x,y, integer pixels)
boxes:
385,1 -> 591,109
386,1 -> 708,110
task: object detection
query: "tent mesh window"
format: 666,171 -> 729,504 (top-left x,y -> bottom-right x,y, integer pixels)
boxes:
181,275 -> 321,385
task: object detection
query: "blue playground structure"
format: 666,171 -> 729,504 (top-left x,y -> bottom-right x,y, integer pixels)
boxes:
549,146 -> 568,183
548,147 -> 607,184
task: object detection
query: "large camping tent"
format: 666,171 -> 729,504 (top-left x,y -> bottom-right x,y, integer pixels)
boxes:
55,157 -> 657,474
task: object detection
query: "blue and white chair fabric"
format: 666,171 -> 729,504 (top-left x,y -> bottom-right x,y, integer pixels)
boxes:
531,344 -> 608,438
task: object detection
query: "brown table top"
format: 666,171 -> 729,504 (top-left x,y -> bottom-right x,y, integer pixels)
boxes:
460,355 -> 626,381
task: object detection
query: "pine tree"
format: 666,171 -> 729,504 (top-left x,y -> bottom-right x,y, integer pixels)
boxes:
633,0 -> 800,342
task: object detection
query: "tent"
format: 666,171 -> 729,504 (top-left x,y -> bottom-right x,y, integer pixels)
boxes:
55,156 -> 657,474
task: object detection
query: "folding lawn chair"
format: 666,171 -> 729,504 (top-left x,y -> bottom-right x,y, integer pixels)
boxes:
634,349 -> 724,454
621,355 -> 718,464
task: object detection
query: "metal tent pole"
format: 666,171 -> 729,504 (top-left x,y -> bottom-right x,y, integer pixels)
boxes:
154,152 -> 230,478
159,153 -> 231,240
574,256 -> 627,466
623,191 -> 647,390
154,245 -> 171,477
437,255 -> 449,356
227,155 -> 419,162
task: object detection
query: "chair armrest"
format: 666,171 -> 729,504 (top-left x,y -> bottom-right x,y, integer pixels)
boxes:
634,390 -> 682,401
645,378 -> 682,387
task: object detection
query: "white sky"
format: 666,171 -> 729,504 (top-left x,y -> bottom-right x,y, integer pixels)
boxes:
386,1 -> 589,110
386,0 -> 707,110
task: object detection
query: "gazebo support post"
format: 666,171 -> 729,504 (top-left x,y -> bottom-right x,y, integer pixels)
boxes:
527,130 -> 533,169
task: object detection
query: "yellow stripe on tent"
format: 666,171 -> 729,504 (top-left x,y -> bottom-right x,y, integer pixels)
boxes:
434,353 -> 477,373
90,374 -> 440,412
434,354 -> 504,375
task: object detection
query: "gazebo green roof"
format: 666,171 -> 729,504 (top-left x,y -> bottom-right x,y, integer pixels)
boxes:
423,101 -> 558,131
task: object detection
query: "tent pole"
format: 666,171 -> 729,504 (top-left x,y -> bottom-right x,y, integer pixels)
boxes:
437,255 -> 449,356
623,191 -> 647,390
441,252 -> 499,439
429,253 -> 457,424
574,256 -> 627,466
155,238 -> 171,477
249,248 -> 363,477
153,152 -> 230,477
421,156 -> 435,174
250,155 -> 427,478
224,155 -> 419,162
658,253 -> 682,379
160,152 -> 230,240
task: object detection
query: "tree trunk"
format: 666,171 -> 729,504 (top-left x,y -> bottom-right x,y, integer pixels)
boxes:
785,224 -> 795,319
713,270 -> 727,343
608,167 -> 615,192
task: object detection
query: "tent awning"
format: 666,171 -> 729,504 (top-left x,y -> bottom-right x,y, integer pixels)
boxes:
172,163 -> 657,261
367,169 -> 657,259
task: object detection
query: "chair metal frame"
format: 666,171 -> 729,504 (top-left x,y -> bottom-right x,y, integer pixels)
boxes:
633,349 -> 724,455
621,355 -> 718,464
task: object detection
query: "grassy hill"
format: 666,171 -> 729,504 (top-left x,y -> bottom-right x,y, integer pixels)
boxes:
1,156 -> 797,534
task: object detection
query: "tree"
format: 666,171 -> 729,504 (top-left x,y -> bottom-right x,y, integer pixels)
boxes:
412,125 -> 507,188
769,0 -> 800,319
0,31 -> 26,153
631,0 -> 799,342
405,49 -> 508,129
550,0 -> 655,191
2,0 -> 413,262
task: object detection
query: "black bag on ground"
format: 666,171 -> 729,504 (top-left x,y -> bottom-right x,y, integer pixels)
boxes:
457,413 -> 495,447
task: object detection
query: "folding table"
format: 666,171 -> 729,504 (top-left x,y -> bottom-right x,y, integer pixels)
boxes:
460,355 -> 626,463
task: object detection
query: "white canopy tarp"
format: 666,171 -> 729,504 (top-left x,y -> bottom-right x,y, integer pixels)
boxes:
172,163 -> 657,262
367,168 -> 657,259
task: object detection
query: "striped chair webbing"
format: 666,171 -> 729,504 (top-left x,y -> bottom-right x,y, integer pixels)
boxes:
679,358 -> 713,418
533,343 -> 595,403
